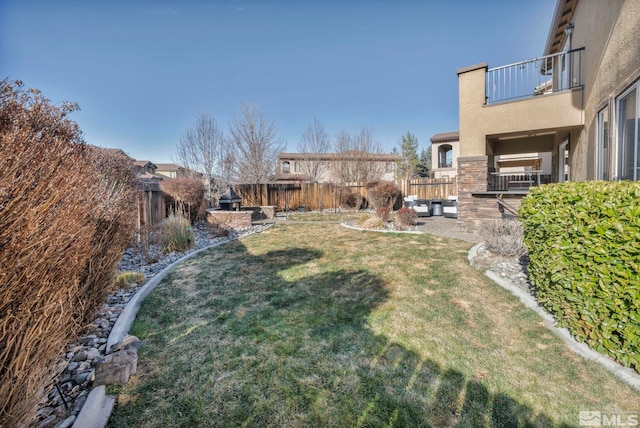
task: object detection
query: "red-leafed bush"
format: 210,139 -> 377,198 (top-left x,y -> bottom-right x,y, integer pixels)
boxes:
394,207 -> 418,227
375,206 -> 390,222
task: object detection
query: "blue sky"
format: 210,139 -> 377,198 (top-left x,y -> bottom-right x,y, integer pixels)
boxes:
1,0 -> 556,163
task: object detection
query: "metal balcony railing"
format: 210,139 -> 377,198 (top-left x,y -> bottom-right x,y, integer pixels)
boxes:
486,48 -> 584,104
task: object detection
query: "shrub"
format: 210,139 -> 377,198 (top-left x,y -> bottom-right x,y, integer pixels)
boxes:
519,181 -> 640,370
341,191 -> 364,210
160,214 -> 195,253
366,181 -> 402,210
480,219 -> 526,257
375,206 -> 390,222
0,80 -> 137,425
132,224 -> 163,263
160,177 -> 205,221
394,207 -> 417,226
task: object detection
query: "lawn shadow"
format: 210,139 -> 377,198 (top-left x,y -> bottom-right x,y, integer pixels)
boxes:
113,239 -> 576,427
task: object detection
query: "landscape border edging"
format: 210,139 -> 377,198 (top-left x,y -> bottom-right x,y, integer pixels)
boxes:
340,222 -> 423,234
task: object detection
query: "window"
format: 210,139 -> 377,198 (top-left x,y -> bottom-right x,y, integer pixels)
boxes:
438,145 -> 453,168
597,107 -> 610,180
616,83 -> 639,180
385,162 -> 392,173
294,162 -> 300,172
282,161 -> 290,174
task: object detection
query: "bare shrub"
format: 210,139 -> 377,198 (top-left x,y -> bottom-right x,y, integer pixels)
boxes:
160,176 -> 205,221
132,224 -> 163,263
340,191 -> 364,210
366,181 -> 402,210
0,80 -> 137,426
481,219 -> 526,257
394,207 -> 418,227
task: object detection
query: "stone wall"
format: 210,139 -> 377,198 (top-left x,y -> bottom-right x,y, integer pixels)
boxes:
207,210 -> 252,229
242,206 -> 276,221
457,156 -> 488,231
459,194 -> 525,232
456,155 -> 527,232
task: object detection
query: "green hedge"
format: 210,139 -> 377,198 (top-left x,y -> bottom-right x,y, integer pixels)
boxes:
519,181 -> 640,370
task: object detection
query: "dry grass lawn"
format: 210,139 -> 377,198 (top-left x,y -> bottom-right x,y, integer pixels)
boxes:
109,223 -> 640,427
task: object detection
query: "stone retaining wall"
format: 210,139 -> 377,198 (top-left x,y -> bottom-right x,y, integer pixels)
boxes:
207,210 -> 252,229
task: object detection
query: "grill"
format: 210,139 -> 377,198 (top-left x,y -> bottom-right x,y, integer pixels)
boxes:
218,187 -> 242,211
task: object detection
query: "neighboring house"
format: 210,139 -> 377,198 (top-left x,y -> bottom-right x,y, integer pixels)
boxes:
430,132 -> 459,179
456,0 -> 640,231
132,160 -> 158,176
155,163 -> 188,179
277,151 -> 401,183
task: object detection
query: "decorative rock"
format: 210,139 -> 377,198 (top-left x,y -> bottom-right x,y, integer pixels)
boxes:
86,348 -> 101,361
73,350 -> 88,362
94,349 -> 138,385
53,415 -> 76,428
38,415 -> 57,428
79,335 -> 97,345
113,335 -> 142,352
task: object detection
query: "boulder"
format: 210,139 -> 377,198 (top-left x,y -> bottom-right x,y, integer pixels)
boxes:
93,349 -> 137,385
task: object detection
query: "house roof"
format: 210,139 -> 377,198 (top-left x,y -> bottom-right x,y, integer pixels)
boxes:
155,163 -> 181,171
133,160 -> 157,169
278,151 -> 401,162
544,0 -> 578,55
430,131 -> 459,143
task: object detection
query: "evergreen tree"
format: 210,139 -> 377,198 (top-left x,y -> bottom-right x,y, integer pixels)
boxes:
396,132 -> 419,179
416,146 -> 432,178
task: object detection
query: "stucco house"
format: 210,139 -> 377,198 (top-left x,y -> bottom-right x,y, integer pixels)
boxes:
430,132 -> 459,179
155,163 -> 189,179
277,151 -> 401,183
456,0 -> 640,231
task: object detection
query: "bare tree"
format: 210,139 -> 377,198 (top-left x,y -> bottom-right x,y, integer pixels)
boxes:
296,117 -> 332,182
174,113 -> 228,203
332,127 -> 385,183
229,103 -> 285,183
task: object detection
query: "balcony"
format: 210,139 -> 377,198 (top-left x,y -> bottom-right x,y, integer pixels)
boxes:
486,48 -> 584,104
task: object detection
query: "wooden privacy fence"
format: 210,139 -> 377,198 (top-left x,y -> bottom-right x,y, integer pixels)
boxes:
235,177 -> 457,212
399,177 -> 457,200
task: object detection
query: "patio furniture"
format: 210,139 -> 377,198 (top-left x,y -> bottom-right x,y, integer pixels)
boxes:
443,197 -> 457,218
413,199 -> 432,217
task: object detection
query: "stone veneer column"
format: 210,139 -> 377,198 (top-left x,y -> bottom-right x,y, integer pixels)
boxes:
457,156 -> 489,232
